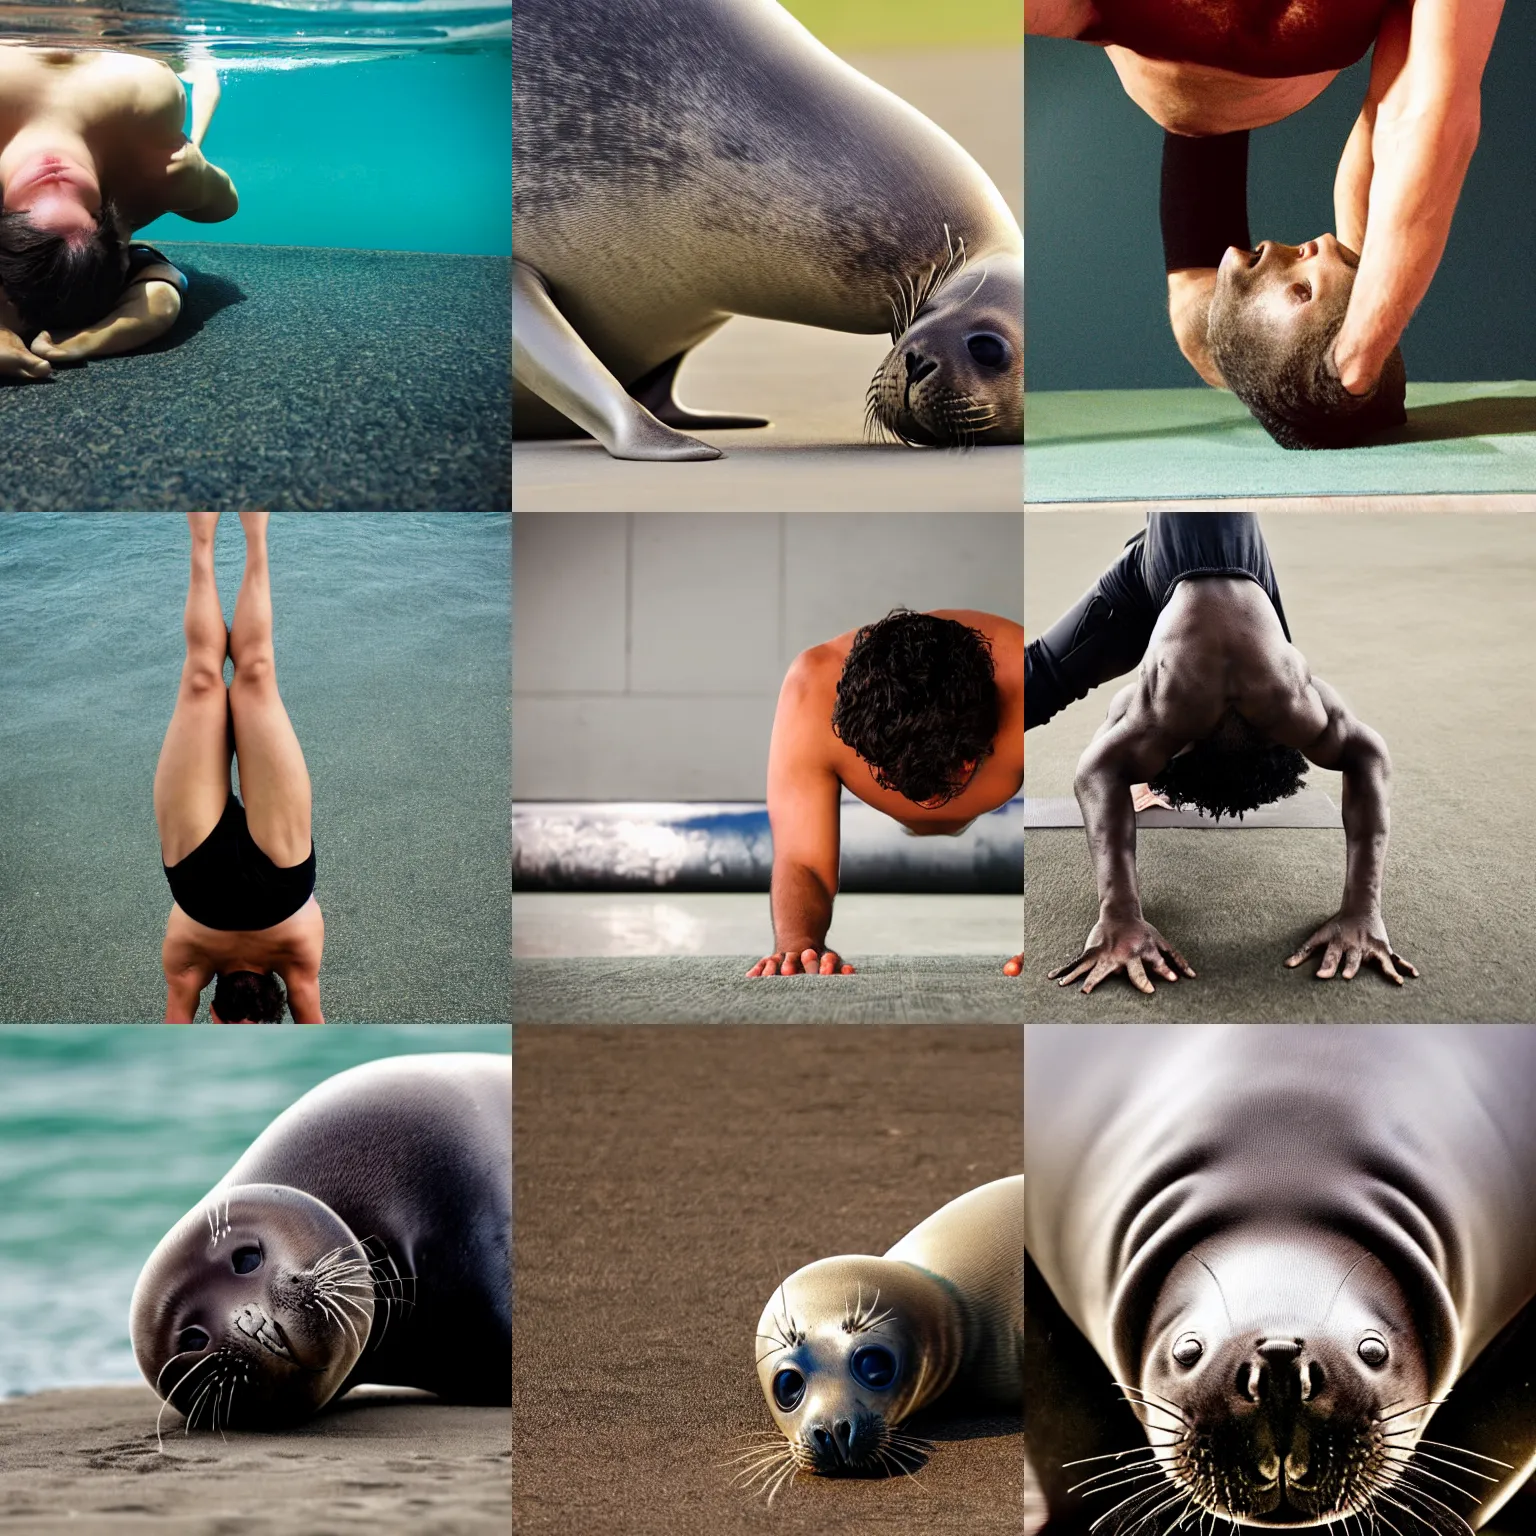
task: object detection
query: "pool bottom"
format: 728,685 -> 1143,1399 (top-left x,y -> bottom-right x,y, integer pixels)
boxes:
0,243 -> 510,511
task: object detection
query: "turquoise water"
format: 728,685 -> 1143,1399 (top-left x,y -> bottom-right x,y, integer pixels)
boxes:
0,1024 -> 510,1396
3,4 -> 511,254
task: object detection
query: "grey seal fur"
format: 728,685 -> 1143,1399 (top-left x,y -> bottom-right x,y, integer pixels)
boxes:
1024,1025 -> 1536,1532
513,0 -> 1023,460
130,1052 -> 510,1430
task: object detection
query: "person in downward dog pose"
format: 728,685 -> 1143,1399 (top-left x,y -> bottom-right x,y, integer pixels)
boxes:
155,512 -> 323,1023
1029,511 -> 1414,995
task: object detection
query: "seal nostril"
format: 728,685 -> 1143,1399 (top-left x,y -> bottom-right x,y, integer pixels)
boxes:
833,1418 -> 852,1454
1301,1359 -> 1324,1400
904,350 -> 937,384
1238,1360 -> 1266,1402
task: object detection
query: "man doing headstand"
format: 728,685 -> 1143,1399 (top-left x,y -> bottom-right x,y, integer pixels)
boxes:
1029,1 -> 1504,447
1028,511 -> 1416,994
154,513 -> 323,1024
751,608 -> 1023,978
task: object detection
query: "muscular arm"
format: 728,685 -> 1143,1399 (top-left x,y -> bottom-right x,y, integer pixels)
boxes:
751,652 -> 852,975
163,929 -> 215,1023
30,264 -> 186,363
165,140 -> 239,223
1334,0 -> 1504,393
282,971 -> 325,1024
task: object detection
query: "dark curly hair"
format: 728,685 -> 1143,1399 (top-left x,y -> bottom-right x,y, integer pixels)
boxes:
1208,260 -> 1406,450
0,202 -> 128,336
1148,708 -> 1309,821
212,969 -> 288,1024
831,609 -> 999,805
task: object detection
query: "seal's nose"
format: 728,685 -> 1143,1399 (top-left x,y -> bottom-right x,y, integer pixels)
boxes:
807,1417 -> 854,1466
1236,1338 -> 1325,1405
904,350 -> 938,385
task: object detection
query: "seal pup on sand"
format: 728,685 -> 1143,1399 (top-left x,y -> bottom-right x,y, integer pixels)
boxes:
743,1175 -> 1022,1499
1025,1025 -> 1536,1533
130,1053 -> 511,1431
513,0 -> 1023,460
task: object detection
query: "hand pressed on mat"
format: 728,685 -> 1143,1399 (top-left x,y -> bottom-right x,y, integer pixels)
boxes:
746,946 -> 855,977
1049,912 -> 1196,996
1286,908 -> 1418,986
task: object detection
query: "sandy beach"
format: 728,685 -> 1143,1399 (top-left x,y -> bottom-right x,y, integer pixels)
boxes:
0,1386 -> 510,1535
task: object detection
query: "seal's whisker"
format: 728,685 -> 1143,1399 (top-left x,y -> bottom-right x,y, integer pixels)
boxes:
1385,1438 -> 1512,1468
1380,1447 -> 1498,1483
1376,1398 -> 1448,1423
1376,1487 -> 1461,1536
1090,1474 -> 1180,1533
1071,1466 -> 1169,1497
1063,1447 -> 1163,1469
1388,1466 -> 1482,1527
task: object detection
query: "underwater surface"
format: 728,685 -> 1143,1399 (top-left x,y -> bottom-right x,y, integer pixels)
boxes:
1,1 -> 511,252
0,1025 -> 511,1396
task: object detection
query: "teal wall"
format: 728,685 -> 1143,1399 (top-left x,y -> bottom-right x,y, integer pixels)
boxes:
140,49 -> 510,255
1026,12 -> 1536,388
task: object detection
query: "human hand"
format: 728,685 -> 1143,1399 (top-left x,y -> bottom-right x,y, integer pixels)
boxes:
1048,915 -> 1196,996
1286,910 -> 1417,985
1003,954 -> 1022,976
747,947 -> 855,977
29,330 -> 96,364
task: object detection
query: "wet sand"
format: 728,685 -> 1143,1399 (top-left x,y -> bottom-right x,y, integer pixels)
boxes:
0,1386 -> 510,1534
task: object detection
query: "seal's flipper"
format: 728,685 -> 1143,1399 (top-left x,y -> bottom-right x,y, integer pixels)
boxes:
512,262 -> 723,461
1413,1296 -> 1536,1529
1024,1252 -> 1148,1535
627,353 -> 771,430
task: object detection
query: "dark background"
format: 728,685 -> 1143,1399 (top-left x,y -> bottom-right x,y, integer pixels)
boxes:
1026,9 -> 1536,389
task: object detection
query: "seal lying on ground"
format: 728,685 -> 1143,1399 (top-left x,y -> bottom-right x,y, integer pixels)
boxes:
744,1175 -> 1022,1499
130,1053 -> 511,1431
513,0 -> 1023,460
1024,1026 -> 1536,1534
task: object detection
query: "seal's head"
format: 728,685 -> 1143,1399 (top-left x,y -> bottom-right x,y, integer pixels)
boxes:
752,1256 -> 963,1481
868,244 -> 1022,448
131,1184 -> 376,1432
1134,1236 -> 1431,1525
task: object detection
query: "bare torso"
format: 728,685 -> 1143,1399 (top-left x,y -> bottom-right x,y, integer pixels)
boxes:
1030,0 -> 1395,132
814,610 -> 1024,833
0,46 -> 199,226
162,896 -> 326,991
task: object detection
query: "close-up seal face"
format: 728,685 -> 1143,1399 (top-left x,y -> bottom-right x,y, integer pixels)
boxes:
130,1183 -> 376,1433
751,1255 -> 963,1487
867,246 -> 1024,448
1133,1238 -> 1430,1525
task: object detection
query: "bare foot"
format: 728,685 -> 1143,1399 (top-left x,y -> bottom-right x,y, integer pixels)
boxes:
1131,783 -> 1173,813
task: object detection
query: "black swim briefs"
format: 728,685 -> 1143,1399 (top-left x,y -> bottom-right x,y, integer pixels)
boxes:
163,794 -> 316,931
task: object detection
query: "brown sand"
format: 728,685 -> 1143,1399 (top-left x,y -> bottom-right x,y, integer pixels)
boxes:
0,1386 -> 510,1535
513,1025 -> 1024,1534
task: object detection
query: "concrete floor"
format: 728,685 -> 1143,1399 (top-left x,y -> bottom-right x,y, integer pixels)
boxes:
512,894 -> 1024,958
513,1026 -> 1022,1536
511,49 -> 1023,513
1024,510 -> 1536,1021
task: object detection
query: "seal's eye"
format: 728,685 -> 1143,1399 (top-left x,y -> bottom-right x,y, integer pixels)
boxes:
966,332 -> 1008,370
1172,1334 -> 1204,1368
231,1246 -> 263,1275
178,1326 -> 210,1352
773,1368 -> 805,1411
851,1344 -> 897,1390
1358,1337 -> 1389,1368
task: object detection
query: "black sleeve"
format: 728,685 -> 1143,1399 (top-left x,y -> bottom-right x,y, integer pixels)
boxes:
1160,128 -> 1251,272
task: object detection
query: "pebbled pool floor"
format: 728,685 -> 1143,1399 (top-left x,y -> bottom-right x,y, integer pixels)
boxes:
0,243 -> 509,512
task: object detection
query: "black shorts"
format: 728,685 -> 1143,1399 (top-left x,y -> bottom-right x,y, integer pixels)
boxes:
164,795 -> 316,931
1026,512 -> 1290,730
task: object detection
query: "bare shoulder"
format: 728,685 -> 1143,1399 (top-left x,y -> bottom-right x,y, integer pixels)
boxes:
1027,0 -> 1097,38
83,49 -> 186,122
781,639 -> 844,704
161,903 -> 209,974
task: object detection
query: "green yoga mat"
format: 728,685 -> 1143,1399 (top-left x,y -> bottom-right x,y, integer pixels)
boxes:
1025,382 -> 1536,501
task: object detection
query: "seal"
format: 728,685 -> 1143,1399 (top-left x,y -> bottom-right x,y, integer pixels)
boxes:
744,1175 -> 1022,1499
1024,1026 -> 1536,1533
130,1052 -> 511,1432
512,0 -> 1023,460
